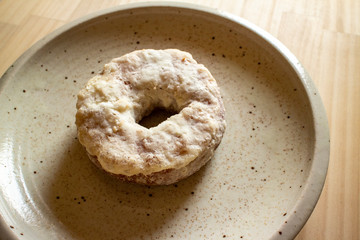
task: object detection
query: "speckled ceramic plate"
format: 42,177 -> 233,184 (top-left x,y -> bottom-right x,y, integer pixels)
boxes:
0,2 -> 329,240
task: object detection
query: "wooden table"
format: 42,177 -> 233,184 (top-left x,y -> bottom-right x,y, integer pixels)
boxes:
0,0 -> 359,239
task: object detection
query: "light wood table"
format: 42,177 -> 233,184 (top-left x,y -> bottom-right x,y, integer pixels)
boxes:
0,0 -> 359,239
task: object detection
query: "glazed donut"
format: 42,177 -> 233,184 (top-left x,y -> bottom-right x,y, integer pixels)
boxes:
76,49 -> 226,185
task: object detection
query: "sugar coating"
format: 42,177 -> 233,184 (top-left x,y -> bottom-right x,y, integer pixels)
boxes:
76,49 -> 225,176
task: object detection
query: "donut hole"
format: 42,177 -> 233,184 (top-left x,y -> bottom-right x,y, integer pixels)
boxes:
138,108 -> 178,129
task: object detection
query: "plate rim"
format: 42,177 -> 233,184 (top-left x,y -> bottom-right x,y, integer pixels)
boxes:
0,2 -> 330,240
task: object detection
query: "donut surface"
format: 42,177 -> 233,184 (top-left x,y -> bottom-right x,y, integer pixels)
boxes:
76,49 -> 226,185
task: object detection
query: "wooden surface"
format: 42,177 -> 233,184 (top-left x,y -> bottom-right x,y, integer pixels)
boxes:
0,0 -> 359,239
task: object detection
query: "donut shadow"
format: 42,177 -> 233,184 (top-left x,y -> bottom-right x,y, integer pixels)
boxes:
44,135 -> 206,239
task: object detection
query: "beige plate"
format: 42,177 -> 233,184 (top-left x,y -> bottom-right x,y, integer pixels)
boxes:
0,2 -> 329,240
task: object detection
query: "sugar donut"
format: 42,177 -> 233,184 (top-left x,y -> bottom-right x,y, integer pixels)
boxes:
76,49 -> 226,185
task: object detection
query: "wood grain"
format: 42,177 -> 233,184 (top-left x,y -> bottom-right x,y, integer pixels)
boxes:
0,0 -> 359,239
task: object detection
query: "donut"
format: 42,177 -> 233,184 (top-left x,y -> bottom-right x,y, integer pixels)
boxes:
75,49 -> 226,185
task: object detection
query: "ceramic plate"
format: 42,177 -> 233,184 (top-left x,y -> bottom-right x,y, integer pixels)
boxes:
0,2 -> 329,240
